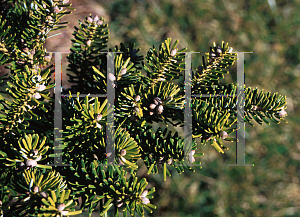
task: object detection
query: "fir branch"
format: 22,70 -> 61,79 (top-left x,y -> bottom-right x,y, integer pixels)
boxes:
198,83 -> 288,126
0,64 -> 53,134
110,42 -> 144,70
192,41 -> 237,94
191,98 -> 236,153
1,0 -> 74,75
142,38 -> 187,84
65,14 -> 109,95
124,124 -> 203,181
0,2 -> 289,216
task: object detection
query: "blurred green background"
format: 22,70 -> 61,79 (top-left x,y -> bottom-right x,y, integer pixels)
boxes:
1,0 -> 300,216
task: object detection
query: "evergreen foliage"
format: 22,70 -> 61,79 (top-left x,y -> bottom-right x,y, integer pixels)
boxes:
0,0 -> 288,216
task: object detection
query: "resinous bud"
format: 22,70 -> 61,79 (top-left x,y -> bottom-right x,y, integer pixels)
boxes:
170,49 -> 177,56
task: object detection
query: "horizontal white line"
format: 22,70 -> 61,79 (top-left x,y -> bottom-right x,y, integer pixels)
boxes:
61,94 -> 107,97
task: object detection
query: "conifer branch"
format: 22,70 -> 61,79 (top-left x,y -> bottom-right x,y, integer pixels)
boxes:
0,1 -> 289,216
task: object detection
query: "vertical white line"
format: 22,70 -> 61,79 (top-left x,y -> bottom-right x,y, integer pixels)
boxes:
184,52 -> 192,164
106,52 -> 115,164
228,51 -> 253,167
52,52 -> 70,166
175,52 -> 201,167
